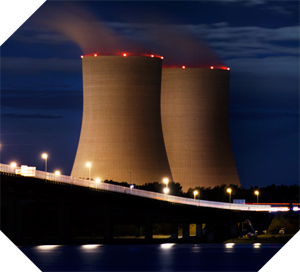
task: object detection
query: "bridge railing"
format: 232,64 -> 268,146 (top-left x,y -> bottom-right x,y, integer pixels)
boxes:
0,163 -> 271,212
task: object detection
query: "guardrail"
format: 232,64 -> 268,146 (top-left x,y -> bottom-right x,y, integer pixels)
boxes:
0,163 -> 272,212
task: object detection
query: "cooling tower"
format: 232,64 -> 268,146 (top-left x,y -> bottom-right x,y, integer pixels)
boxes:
161,67 -> 240,190
71,55 -> 172,184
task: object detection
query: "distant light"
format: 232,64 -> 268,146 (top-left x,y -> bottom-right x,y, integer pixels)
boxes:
255,190 -> 259,196
123,53 -> 127,57
151,54 -> 154,58
227,67 -> 230,70
225,243 -> 234,248
95,178 -> 101,183
193,190 -> 198,196
86,162 -> 91,167
227,188 -> 232,193
37,245 -> 60,250
81,55 -> 84,59
161,56 -> 164,59
10,162 -> 17,168
254,243 -> 261,248
42,153 -> 48,159
161,243 -> 175,249
182,66 -> 186,69
81,244 -> 100,249
130,185 -> 134,189
163,178 -> 169,185
163,187 -> 169,194
293,207 -> 299,211
54,170 -> 61,176
94,53 -> 97,57
210,66 -> 214,69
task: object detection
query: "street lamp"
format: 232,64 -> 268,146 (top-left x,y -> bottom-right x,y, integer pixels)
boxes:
130,184 -> 134,194
254,190 -> 259,203
41,153 -> 48,172
54,170 -> 60,181
163,177 -> 169,187
193,190 -> 199,205
163,187 -> 169,194
95,178 -> 101,189
86,162 -> 91,180
10,162 -> 17,168
227,188 -> 232,203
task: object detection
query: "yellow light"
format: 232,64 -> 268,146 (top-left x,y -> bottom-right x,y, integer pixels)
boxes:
95,178 -> 101,183
227,188 -> 232,193
10,162 -> 17,168
37,245 -> 60,250
163,177 -> 169,185
86,162 -> 91,168
161,243 -> 175,249
81,244 -> 100,249
54,170 -> 60,176
225,243 -> 234,248
193,190 -> 198,196
163,187 -> 169,194
42,153 -> 48,159
255,190 -> 259,195
254,243 -> 261,248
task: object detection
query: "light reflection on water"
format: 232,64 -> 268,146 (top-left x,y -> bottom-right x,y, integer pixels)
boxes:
19,243 -> 282,271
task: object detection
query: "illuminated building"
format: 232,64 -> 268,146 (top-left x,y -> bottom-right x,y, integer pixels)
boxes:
71,55 -> 172,184
161,67 -> 240,190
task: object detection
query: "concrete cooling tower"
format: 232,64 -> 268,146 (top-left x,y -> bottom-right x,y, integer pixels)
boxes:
71,55 -> 172,184
161,67 -> 240,190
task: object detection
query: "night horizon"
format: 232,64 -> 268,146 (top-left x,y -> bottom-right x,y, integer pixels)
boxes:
1,1 -> 299,189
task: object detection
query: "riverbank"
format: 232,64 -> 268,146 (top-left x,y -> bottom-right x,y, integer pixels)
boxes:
224,233 -> 295,244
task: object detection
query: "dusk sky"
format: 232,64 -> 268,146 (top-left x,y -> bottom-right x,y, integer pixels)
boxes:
1,0 -> 299,189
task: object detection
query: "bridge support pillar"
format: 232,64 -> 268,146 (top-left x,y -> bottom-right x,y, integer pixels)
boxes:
171,222 -> 178,239
182,222 -> 189,239
196,223 -> 202,237
145,218 -> 152,241
58,204 -> 69,243
104,210 -> 113,242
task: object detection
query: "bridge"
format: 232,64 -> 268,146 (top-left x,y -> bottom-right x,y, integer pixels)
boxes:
0,163 -> 296,245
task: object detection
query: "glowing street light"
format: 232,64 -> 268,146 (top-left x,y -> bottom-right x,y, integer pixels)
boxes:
163,187 -> 169,195
86,162 -> 91,180
42,153 -> 48,172
10,162 -> 17,168
254,190 -> 259,203
227,188 -> 232,203
193,190 -> 199,205
130,184 -> 134,194
54,170 -> 60,176
163,177 -> 169,186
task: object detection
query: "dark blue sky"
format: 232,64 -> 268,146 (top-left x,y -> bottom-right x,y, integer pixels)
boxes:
1,0 -> 299,189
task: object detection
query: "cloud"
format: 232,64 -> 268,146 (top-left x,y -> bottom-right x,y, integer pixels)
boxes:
2,113 -> 64,119
1,57 -> 81,73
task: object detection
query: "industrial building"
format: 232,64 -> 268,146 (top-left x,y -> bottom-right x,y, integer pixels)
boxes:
71,55 -> 172,184
72,54 -> 240,190
161,67 -> 240,189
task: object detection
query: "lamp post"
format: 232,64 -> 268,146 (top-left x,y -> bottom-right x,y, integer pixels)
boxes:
86,162 -> 91,180
163,177 -> 169,187
130,184 -> 134,194
254,190 -> 259,204
42,153 -> 48,172
95,178 -> 101,189
193,190 -> 199,205
227,188 -> 232,203
163,187 -> 169,195
54,170 -> 60,181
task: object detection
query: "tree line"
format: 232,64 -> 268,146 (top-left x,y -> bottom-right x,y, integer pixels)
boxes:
103,180 -> 299,204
